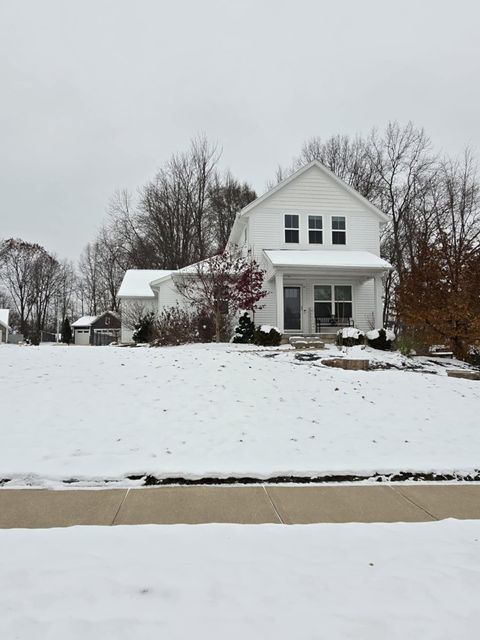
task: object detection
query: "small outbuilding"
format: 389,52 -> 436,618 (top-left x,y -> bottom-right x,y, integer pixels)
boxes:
0,309 -> 10,344
72,311 -> 121,346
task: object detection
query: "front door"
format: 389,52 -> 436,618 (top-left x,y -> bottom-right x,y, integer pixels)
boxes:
284,286 -> 301,331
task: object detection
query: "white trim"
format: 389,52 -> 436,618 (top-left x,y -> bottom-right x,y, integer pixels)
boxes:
331,215 -> 347,246
283,212 -> 300,245
308,214 -> 323,245
283,284 -> 303,333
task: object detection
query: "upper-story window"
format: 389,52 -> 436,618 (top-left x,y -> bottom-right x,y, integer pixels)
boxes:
308,215 -> 323,244
332,216 -> 346,245
284,214 -> 299,243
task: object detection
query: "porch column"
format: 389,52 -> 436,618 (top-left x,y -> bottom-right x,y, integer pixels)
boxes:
373,274 -> 384,328
275,272 -> 284,332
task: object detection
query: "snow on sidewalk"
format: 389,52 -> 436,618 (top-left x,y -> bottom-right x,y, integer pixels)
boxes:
0,343 -> 479,486
0,520 -> 479,639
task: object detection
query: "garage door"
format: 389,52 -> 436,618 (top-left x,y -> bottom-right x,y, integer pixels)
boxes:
75,329 -> 90,345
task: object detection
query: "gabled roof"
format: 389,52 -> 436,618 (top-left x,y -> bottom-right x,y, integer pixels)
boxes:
264,250 -> 392,271
72,315 -> 97,328
118,269 -> 174,298
0,309 -> 10,329
72,311 -> 120,328
232,160 -> 389,235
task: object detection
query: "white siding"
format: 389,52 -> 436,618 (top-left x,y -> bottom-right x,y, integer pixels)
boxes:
156,278 -> 187,312
248,164 -> 381,265
120,297 -> 156,343
256,276 -> 376,334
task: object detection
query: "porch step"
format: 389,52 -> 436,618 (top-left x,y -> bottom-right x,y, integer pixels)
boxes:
289,336 -> 325,350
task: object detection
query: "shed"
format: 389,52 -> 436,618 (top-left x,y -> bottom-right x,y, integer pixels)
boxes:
72,312 -> 121,345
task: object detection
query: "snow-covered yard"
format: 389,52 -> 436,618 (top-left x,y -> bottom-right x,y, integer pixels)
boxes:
0,343 -> 479,486
1,520 -> 480,639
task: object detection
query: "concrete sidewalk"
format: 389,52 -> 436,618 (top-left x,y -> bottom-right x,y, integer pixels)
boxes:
1,484 -> 480,528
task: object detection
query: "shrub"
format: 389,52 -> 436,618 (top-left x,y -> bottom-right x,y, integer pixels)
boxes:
232,313 -> 255,344
132,311 -> 156,343
29,333 -> 40,346
366,328 -> 396,351
395,332 -> 429,357
253,324 -> 282,347
336,327 -> 365,347
152,305 -> 216,346
466,346 -> 480,367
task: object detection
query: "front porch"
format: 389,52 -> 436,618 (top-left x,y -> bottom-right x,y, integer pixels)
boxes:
272,272 -> 384,336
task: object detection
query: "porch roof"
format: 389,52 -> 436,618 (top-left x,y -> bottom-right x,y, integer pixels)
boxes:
264,250 -> 392,271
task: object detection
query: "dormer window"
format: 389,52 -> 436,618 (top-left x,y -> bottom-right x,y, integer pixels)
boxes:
332,216 -> 346,245
284,214 -> 299,243
308,215 -> 323,244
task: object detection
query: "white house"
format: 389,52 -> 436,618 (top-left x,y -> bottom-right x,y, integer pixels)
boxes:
118,160 -> 392,340
0,309 -> 10,344
118,270 -> 174,343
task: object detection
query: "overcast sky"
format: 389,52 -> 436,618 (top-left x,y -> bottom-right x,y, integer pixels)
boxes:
1,0 -> 479,260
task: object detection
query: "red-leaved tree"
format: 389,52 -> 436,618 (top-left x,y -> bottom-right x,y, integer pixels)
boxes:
174,249 -> 267,342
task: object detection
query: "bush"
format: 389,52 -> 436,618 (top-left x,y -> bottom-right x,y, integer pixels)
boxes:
232,313 -> 255,344
132,311 -> 156,343
336,327 -> 365,347
466,346 -> 480,367
253,325 -> 282,347
395,332 -> 429,357
152,306 -> 216,346
366,328 -> 395,351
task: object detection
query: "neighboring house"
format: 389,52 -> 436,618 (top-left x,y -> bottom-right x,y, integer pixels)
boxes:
0,309 -> 10,344
117,160 -> 392,340
118,270 -> 174,343
72,311 -> 121,346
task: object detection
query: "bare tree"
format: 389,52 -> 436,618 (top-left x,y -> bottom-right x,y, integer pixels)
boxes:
209,171 -> 257,252
0,239 -> 45,335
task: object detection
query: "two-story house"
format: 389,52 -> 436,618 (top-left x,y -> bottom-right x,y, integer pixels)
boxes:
118,160 -> 392,341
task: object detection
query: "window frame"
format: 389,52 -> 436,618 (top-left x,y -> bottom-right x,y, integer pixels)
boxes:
284,213 -> 300,244
331,215 -> 347,245
314,284 -> 353,321
308,215 -> 323,245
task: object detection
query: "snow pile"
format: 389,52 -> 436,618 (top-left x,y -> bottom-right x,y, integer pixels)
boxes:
259,325 -> 280,334
338,327 -> 364,339
0,521 -> 480,639
367,328 -> 396,342
1,343 -> 480,486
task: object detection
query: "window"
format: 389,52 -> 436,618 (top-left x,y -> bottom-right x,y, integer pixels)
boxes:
314,285 -> 352,321
314,285 -> 332,319
284,214 -> 299,243
334,285 -> 352,320
332,216 -> 346,245
308,215 -> 323,244
105,316 -> 110,326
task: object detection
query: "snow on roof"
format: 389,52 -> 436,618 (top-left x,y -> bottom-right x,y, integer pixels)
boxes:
264,250 -> 392,270
117,270 -> 174,298
72,316 -> 97,328
0,309 -> 10,328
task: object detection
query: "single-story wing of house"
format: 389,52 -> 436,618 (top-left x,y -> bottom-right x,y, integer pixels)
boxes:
117,269 -> 174,343
72,311 -> 121,346
117,160 -> 393,341
0,309 -> 10,343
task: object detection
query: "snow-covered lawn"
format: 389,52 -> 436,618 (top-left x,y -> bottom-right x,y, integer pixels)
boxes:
1,520 -> 480,639
0,343 -> 479,486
